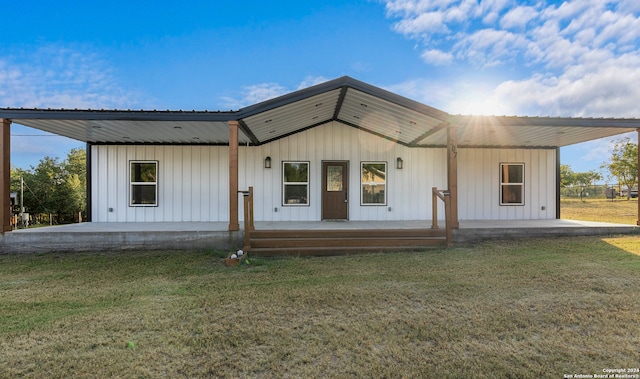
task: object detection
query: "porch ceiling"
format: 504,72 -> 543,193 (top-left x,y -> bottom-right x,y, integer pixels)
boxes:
2,76 -> 639,148
9,118 -> 251,145
423,115 -> 640,148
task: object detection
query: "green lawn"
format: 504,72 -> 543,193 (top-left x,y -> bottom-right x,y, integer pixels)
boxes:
2,237 -> 640,378
561,198 -> 638,224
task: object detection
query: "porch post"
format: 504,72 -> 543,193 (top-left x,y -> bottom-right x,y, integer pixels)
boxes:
447,125 -> 459,228
228,120 -> 240,231
637,129 -> 639,226
1,119 -> 11,233
556,147 -> 561,220
86,142 -> 92,222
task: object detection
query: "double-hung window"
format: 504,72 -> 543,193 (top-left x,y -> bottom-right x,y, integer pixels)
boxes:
130,161 -> 158,206
282,161 -> 309,205
361,162 -> 386,205
500,163 -> 524,205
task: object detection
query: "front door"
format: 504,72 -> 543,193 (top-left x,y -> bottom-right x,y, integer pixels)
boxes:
322,161 -> 348,220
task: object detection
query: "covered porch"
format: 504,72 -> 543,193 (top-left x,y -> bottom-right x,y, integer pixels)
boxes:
2,76 -> 640,254
1,219 -> 636,254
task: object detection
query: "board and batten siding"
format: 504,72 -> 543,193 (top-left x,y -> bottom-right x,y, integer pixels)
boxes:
457,148 -> 557,220
238,121 -> 448,222
91,145 -> 229,222
91,122 -> 557,222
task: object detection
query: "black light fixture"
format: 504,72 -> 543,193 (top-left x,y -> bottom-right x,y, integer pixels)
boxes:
396,157 -> 403,170
264,156 -> 272,169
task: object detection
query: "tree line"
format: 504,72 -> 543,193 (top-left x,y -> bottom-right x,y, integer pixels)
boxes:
10,148 -> 86,225
563,137 -> 638,200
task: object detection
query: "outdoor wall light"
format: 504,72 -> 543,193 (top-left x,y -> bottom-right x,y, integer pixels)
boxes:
396,157 -> 403,169
264,156 -> 272,169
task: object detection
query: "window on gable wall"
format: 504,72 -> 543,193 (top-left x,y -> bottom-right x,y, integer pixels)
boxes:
130,161 -> 158,206
361,162 -> 386,205
500,163 -> 524,205
282,161 -> 309,205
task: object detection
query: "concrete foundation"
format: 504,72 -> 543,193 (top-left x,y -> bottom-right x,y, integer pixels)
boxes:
1,220 -> 637,254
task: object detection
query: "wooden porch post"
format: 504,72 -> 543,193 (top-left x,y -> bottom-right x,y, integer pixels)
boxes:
229,121 -> 240,231
1,119 -> 11,233
447,125 -> 459,229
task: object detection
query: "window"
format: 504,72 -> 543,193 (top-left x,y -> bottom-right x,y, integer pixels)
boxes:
130,161 -> 158,206
283,161 -> 309,206
500,163 -> 524,205
361,162 -> 386,205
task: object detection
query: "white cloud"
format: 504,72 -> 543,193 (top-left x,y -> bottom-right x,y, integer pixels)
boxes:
493,54 -> 640,117
385,0 -> 459,17
454,28 -> 529,66
543,0 -> 592,21
0,45 -> 147,169
444,1 -> 474,23
383,0 -> 640,118
0,45 -> 142,109
477,0 -> 511,24
392,11 -> 446,36
420,49 -> 453,65
220,77 -> 332,110
242,83 -> 289,105
593,11 -> 640,47
617,0 -> 640,13
384,0 -> 640,70
500,6 -> 539,30
296,76 -> 330,90
220,83 -> 287,110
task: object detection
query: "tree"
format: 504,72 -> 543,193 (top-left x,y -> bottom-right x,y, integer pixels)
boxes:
560,164 -> 574,190
62,148 -> 87,215
11,148 -> 86,224
573,170 -> 602,200
560,164 -> 602,199
602,137 -> 638,200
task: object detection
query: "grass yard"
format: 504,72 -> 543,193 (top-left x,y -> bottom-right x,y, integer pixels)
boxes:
1,237 -> 640,378
561,198 -> 638,224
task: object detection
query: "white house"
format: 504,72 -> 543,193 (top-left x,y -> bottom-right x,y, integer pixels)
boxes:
1,76 -> 639,238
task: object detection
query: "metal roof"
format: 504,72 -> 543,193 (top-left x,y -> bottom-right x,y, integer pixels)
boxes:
1,76 -> 639,148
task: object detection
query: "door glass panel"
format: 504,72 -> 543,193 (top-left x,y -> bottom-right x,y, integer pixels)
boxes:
327,165 -> 343,192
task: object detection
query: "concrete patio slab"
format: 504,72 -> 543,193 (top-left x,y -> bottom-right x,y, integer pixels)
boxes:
1,219 -> 637,254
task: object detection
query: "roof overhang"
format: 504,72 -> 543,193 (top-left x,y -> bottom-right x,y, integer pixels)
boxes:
1,76 -> 639,148
425,115 -> 640,148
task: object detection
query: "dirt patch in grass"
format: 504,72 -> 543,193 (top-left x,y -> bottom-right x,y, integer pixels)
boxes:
1,239 -> 639,378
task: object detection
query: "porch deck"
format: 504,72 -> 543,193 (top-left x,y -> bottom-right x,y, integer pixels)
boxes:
1,219 -> 637,254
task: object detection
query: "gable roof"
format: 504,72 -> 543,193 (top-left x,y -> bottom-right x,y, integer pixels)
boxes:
1,76 -> 639,148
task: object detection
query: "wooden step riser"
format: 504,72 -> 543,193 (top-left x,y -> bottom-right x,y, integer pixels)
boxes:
250,229 -> 445,239
249,244 -> 446,257
251,237 -> 445,248
245,228 -> 449,256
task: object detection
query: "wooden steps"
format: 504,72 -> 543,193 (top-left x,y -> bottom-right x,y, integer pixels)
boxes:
246,228 -> 448,256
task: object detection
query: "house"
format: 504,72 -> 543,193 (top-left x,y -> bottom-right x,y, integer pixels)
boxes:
1,76 -> 639,250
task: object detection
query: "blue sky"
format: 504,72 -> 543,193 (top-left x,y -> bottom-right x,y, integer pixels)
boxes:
2,0 -> 640,177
